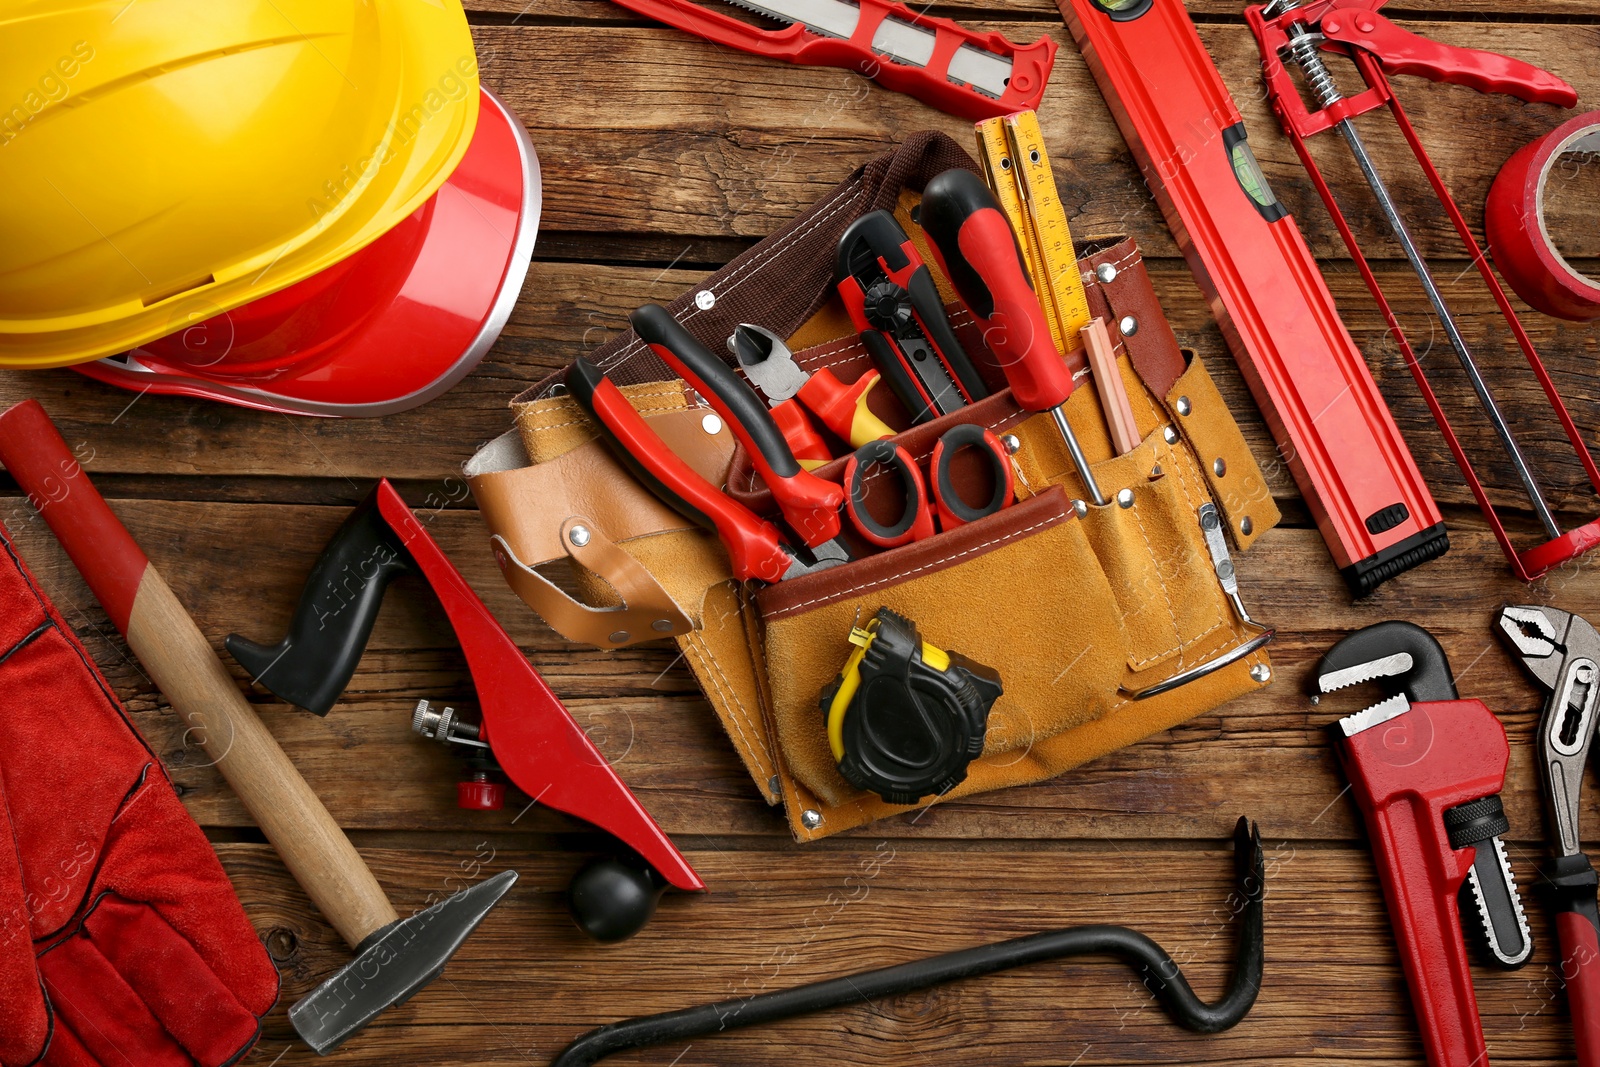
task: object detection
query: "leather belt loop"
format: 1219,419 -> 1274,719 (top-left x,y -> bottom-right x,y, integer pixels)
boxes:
490,518 -> 692,649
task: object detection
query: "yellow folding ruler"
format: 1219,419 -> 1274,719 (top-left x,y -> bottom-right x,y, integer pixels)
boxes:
974,111 -> 1092,353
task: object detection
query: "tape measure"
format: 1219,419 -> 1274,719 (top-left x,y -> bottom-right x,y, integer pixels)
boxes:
974,111 -> 1092,353
819,607 -> 1002,805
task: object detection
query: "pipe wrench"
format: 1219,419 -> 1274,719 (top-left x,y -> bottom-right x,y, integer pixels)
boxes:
1495,605 -> 1600,1067
1315,621 -> 1532,1067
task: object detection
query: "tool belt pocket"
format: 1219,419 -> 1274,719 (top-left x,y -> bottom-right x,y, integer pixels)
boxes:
470,131 -> 1280,840
754,462 -> 1127,811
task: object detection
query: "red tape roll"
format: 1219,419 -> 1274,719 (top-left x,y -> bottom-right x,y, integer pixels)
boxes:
1487,111 -> 1600,322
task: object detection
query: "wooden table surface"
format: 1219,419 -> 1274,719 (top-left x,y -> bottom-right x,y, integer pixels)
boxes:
5,2 -> 1600,1064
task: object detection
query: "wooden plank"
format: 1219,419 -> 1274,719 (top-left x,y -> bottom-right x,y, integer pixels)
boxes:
5,499 -> 1595,845
5,258 -> 1597,516
226,842 -> 1588,1066
466,0 -> 1600,26
469,20 -> 1600,255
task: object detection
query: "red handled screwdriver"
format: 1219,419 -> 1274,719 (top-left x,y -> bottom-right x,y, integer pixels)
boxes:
919,168 -> 1107,506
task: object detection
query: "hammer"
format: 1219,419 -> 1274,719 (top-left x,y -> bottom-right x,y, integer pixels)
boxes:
0,399 -> 515,1054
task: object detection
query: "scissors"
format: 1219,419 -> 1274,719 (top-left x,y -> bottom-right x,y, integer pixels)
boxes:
843,423 -> 1015,548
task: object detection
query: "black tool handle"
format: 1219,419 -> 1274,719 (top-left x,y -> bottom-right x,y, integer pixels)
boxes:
631,304 -> 844,548
226,488 -> 412,715
905,262 -> 989,403
551,818 -> 1264,1067
632,303 -> 799,480
861,329 -> 938,425
567,356 -> 793,585
837,211 -> 987,408
837,210 -> 918,278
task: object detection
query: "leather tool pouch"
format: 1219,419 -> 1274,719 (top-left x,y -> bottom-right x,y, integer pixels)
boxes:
468,132 -> 1280,840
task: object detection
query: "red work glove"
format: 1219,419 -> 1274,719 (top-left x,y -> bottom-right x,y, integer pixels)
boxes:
0,528 -> 279,1066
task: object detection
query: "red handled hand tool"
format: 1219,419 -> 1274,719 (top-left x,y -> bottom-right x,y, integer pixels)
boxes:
836,210 -> 989,426
632,303 -> 846,549
567,354 -> 850,584
730,323 -> 898,452
1062,0 -> 1447,596
1315,621 -> 1533,1067
844,422 -> 1015,548
0,401 -> 521,1054
1496,606 -> 1600,1067
1247,0 -> 1600,583
603,0 -> 1054,122
918,167 -> 1107,507
226,479 -> 705,944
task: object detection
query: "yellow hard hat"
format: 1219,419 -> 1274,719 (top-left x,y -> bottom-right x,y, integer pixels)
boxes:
0,0 -> 480,369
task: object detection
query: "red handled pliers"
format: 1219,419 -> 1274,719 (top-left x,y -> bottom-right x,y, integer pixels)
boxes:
567,305 -> 853,585
1496,605 -> 1600,1067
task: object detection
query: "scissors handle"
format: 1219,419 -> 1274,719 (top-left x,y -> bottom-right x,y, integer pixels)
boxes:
931,424 -> 1015,527
844,425 -> 1015,548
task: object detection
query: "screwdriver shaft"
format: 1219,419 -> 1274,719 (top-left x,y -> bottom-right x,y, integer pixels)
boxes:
1052,405 -> 1108,506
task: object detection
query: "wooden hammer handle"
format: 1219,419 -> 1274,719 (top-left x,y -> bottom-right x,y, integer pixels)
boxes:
0,400 -> 398,949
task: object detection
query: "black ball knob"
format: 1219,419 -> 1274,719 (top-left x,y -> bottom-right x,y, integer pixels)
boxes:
568,856 -> 667,942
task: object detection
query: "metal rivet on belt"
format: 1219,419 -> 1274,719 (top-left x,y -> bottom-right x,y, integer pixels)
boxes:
1081,270 -> 1097,287
1240,516 -> 1254,536
1118,315 -> 1138,337
1163,425 -> 1179,444
800,809 -> 822,829
1117,488 -> 1135,509
609,630 -> 630,644
1071,498 -> 1088,517
1175,396 -> 1191,417
702,413 -> 723,435
1250,664 -> 1271,683
1096,263 -> 1118,284
652,619 -> 676,633
569,525 -> 592,548
1149,464 -> 1163,480
1001,433 -> 1021,454
1213,457 -> 1227,477
694,289 -> 716,310
768,775 -> 782,798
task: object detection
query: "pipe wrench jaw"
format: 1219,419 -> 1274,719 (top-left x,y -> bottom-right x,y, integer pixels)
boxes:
1317,621 -> 1533,988
1314,620 -> 1458,732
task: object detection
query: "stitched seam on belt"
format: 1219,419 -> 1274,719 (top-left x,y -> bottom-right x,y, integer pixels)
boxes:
1125,493 -> 1182,670
1164,440 -> 1231,658
684,628 -> 774,783
595,186 -> 860,374
519,386 -> 689,435
770,514 -> 1062,617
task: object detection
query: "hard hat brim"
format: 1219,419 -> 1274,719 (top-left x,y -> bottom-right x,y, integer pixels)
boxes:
74,89 -> 538,418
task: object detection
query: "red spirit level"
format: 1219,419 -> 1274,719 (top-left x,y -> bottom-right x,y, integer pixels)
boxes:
1245,0 -> 1600,583
1061,0 -> 1447,597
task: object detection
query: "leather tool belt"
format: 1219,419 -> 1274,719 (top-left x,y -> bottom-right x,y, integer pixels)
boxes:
468,132 -> 1280,840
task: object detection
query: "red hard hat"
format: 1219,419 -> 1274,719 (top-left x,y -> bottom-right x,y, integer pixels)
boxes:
74,88 -> 539,417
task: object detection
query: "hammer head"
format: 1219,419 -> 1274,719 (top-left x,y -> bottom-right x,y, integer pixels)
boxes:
290,869 -> 517,1054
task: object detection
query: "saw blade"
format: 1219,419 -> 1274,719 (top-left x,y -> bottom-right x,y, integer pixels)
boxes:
715,0 -> 1013,97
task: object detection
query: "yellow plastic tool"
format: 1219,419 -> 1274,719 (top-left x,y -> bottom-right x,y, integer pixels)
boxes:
0,0 -> 479,368
974,111 -> 1093,353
